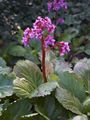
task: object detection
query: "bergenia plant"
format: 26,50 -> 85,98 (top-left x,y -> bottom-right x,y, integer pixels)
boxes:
47,0 -> 67,12
47,0 -> 68,25
22,16 -> 70,83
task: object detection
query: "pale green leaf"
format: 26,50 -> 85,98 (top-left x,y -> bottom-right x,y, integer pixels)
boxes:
13,60 -> 43,98
55,60 -> 72,74
83,97 -> 90,112
14,60 -> 43,87
0,57 -> 6,67
58,72 -> 86,102
0,74 -> 14,98
31,81 -> 59,98
81,70 -> 90,94
74,58 -> 90,75
72,114 -> 88,120
55,87 -> 82,114
0,57 -> 11,74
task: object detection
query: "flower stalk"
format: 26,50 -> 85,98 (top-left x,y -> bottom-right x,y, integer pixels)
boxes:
41,37 -> 47,82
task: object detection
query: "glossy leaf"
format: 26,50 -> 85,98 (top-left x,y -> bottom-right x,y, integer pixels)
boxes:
0,99 -> 32,120
34,96 -> 68,120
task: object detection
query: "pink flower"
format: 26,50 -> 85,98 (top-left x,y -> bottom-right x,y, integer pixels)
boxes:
22,17 -> 56,46
22,36 -> 30,46
47,0 -> 68,12
56,18 -> 64,24
47,2 -> 53,12
23,27 -> 30,36
59,41 -> 70,56
45,35 -> 55,47
32,28 -> 43,39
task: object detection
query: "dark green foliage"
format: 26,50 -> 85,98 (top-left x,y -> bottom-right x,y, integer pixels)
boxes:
0,99 -> 32,120
0,0 -> 90,120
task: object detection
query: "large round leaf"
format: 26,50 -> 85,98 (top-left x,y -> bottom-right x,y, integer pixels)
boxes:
0,74 -> 14,98
13,60 -> 43,98
8,45 -> 26,57
0,57 -> 6,67
14,60 -> 43,87
34,96 -> 68,120
0,99 -> 32,120
74,58 -> 90,75
81,70 -> 90,94
58,72 -> 86,102
55,87 -> 82,114
83,97 -> 90,112
31,81 -> 59,98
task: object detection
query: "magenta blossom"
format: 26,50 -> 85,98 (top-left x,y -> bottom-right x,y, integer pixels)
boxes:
45,35 -> 55,47
59,41 -> 70,56
56,18 -> 64,24
22,17 -> 70,56
47,0 -> 68,12
33,16 -> 56,34
22,16 -> 56,47
22,27 -> 31,46
47,2 -> 53,12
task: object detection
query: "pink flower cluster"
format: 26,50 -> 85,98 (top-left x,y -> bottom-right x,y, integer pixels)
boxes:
22,16 -> 70,56
59,41 -> 70,56
22,16 -> 56,47
47,0 -> 67,12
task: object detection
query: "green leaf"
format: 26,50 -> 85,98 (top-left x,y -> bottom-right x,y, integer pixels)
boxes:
74,58 -> 90,75
34,96 -> 68,120
17,28 -> 23,44
0,67 -> 11,75
30,39 -> 41,51
8,45 -> 26,57
83,97 -> 90,112
55,87 -> 82,114
0,57 -> 11,74
0,104 -> 3,116
58,72 -> 86,102
85,44 -> 90,55
64,27 -> 79,40
0,74 -> 14,98
31,81 -> 59,98
14,60 -> 43,86
13,60 -> 43,98
0,99 -> 32,120
0,57 -> 6,67
55,60 -> 72,74
20,113 -> 46,120
72,114 -> 88,120
82,70 -> 90,94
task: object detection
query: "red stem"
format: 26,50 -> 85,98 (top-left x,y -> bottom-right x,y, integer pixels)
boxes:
41,37 -> 47,83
